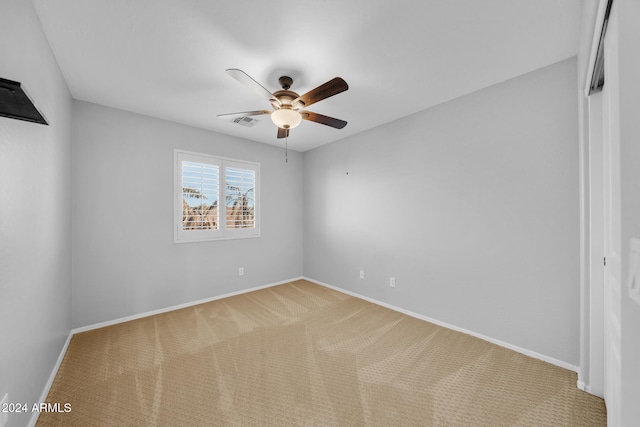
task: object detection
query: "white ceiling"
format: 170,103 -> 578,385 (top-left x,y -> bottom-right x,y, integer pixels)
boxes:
32,0 -> 582,152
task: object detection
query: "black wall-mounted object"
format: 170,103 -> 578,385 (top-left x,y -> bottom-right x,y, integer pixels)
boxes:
0,77 -> 48,125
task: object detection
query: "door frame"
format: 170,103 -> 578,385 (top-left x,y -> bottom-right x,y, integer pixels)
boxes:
580,0 -> 612,397
580,0 -> 622,424
601,5 -> 623,423
585,90 -> 605,398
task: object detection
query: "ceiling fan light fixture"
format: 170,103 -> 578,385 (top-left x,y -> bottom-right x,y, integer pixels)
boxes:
271,108 -> 302,129
220,70 -> 348,139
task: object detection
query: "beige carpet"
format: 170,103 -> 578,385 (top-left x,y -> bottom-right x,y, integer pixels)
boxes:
37,280 -> 606,426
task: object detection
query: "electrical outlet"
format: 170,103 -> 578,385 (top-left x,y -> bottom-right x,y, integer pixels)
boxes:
0,393 -> 9,427
390,277 -> 396,288
238,267 -> 244,276
359,270 -> 365,279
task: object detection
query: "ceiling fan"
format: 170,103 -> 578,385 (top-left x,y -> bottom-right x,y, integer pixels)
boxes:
217,69 -> 349,139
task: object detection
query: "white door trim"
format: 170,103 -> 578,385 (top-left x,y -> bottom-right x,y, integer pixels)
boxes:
586,91 -> 605,398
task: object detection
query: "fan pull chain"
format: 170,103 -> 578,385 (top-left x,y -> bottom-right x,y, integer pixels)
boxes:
285,135 -> 288,163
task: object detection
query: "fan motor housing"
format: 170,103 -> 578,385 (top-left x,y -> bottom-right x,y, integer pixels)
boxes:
272,90 -> 300,108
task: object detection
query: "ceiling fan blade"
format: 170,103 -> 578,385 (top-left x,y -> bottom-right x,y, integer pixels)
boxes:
277,127 -> 290,139
301,111 -> 347,129
226,69 -> 281,107
292,77 -> 348,109
217,110 -> 272,120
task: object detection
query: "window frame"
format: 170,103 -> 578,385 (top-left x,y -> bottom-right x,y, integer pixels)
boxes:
174,149 -> 260,243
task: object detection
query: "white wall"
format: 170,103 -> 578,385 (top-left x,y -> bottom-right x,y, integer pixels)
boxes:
303,58 -> 580,365
0,1 -> 73,426
615,0 -> 640,422
72,102 -> 303,328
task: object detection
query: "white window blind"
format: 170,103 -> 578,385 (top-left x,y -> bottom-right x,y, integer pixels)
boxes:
182,161 -> 219,230
175,150 -> 260,243
225,166 -> 256,229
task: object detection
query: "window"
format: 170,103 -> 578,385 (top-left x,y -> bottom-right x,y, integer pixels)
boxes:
175,150 -> 259,242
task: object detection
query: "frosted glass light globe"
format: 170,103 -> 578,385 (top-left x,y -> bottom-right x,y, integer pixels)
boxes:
271,108 -> 302,129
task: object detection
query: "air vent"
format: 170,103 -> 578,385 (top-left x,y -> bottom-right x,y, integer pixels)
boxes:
232,117 -> 259,127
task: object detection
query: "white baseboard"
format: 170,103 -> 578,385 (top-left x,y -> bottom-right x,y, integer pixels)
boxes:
72,277 -> 304,334
29,331 -> 73,427
577,380 -> 591,393
303,276 -> 579,374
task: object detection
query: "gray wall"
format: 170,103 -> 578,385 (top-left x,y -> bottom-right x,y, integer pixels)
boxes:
0,1 -> 73,426
72,102 -> 303,328
303,58 -> 580,365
